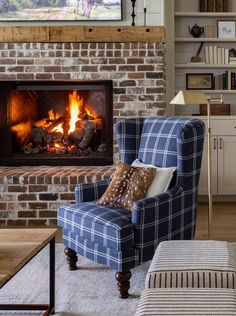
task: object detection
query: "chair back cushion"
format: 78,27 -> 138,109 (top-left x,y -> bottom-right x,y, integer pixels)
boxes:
116,117 -> 205,190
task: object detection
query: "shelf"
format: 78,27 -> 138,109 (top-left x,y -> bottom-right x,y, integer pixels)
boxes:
204,90 -> 236,94
175,64 -> 236,69
175,38 -> 236,42
175,12 -> 236,17
175,90 -> 236,94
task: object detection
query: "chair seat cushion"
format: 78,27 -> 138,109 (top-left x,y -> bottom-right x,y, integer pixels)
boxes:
145,240 -> 236,289
135,288 -> 236,316
58,202 -> 134,251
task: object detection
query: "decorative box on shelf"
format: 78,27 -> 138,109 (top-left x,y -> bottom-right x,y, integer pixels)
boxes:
199,103 -> 230,115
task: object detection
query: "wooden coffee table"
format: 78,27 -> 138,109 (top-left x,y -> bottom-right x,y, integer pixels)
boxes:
0,228 -> 58,315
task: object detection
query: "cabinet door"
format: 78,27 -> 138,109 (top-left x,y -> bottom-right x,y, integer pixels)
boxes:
218,136 -> 236,195
198,136 -> 218,195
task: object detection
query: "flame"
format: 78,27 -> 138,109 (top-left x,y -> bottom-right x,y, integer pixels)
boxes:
48,110 -> 60,121
10,89 -> 98,153
52,123 -> 63,134
11,121 -> 31,145
68,91 -> 84,134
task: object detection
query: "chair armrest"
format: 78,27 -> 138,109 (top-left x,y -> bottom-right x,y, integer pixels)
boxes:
130,185 -> 200,258
75,179 -> 111,203
131,185 -> 184,226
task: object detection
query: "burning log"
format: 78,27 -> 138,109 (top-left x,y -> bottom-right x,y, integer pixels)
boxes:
46,117 -> 65,133
23,144 -> 33,154
30,126 -> 48,145
69,129 -> 85,144
78,121 -> 97,149
44,132 -> 62,145
33,118 -> 49,128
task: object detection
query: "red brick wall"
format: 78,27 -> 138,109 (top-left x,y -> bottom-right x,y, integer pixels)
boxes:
0,42 -> 166,117
0,166 -> 113,226
0,41 -> 166,226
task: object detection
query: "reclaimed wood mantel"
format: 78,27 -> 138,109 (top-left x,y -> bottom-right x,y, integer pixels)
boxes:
0,26 -> 165,43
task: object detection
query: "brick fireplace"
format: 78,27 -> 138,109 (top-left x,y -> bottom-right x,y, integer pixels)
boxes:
0,39 -> 166,226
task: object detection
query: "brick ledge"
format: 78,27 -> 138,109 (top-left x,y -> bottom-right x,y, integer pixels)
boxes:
0,166 -> 114,185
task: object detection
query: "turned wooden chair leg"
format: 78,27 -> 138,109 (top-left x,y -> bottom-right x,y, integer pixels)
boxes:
64,247 -> 78,271
115,271 -> 132,299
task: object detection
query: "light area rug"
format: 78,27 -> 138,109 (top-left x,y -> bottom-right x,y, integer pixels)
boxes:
0,244 -> 150,316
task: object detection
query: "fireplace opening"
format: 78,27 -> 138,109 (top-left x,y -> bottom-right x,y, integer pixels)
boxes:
0,81 -> 113,166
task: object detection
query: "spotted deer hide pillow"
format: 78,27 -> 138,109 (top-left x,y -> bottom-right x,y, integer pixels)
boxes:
97,161 -> 156,211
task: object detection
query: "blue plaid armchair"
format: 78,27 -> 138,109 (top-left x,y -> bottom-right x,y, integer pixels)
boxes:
58,117 -> 205,298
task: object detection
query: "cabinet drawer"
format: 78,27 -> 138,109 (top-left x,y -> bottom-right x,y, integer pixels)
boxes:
203,120 -> 236,135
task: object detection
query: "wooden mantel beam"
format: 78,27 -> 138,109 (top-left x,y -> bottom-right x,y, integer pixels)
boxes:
0,26 -> 165,43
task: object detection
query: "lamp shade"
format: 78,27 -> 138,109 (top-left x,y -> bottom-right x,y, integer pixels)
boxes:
170,90 -> 209,105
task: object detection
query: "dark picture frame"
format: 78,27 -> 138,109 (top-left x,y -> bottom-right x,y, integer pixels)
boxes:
0,0 -> 123,22
186,73 -> 214,90
217,20 -> 236,38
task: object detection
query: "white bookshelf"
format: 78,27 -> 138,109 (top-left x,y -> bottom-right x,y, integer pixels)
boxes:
175,64 -> 236,68
165,0 -> 236,116
175,12 -> 236,17
175,90 -> 236,94
175,38 -> 236,42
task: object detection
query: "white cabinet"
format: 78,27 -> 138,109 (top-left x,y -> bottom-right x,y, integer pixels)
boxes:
218,136 -> 236,194
198,136 -> 217,195
198,118 -> 236,195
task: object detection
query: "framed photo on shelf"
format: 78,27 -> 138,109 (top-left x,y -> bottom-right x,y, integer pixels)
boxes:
186,73 -> 214,90
218,20 -> 236,38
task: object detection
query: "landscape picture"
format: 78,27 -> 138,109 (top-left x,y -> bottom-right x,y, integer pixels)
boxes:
0,0 -> 122,21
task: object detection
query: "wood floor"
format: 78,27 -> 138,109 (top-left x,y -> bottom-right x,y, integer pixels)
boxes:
195,202 -> 236,242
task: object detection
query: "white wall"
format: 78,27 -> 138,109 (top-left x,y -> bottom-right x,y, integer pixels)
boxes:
124,0 -> 164,26
0,0 -> 164,26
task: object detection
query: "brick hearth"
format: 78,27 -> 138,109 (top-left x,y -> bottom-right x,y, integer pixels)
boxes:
0,166 -> 114,226
0,41 -> 165,226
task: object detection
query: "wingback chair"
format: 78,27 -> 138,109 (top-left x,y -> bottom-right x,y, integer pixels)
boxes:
58,117 -> 205,298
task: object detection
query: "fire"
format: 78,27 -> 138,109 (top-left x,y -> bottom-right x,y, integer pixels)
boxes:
52,123 -> 63,134
11,121 -> 31,145
48,110 -> 60,121
11,89 -> 99,155
68,91 -> 84,134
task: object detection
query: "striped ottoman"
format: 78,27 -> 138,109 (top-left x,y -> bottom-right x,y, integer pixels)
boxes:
135,288 -> 236,316
146,240 -> 236,289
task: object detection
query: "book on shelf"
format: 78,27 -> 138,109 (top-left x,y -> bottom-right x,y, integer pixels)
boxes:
229,57 -> 236,64
187,62 -> 206,65
205,46 -> 210,64
214,71 -> 236,90
223,0 -> 229,12
207,0 -> 215,11
199,0 -> 228,12
204,25 -> 218,38
215,0 -> 223,12
205,45 -> 229,64
199,0 -> 207,12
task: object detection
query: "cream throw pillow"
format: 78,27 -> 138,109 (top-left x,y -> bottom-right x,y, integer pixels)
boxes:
131,159 -> 176,197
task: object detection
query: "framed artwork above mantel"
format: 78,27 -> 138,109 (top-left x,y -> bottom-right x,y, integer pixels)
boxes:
0,0 -> 122,21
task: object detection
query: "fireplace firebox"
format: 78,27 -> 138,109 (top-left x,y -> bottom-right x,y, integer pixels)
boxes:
0,81 -> 113,166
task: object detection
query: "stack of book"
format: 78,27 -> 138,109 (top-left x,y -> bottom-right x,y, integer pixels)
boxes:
205,46 -> 229,64
214,71 -> 236,90
229,57 -> 236,65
